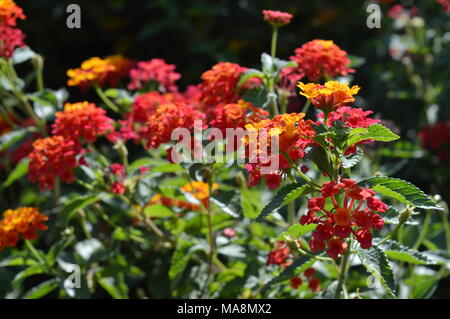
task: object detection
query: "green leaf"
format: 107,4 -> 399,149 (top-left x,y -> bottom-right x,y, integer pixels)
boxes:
60,193 -> 109,225
356,245 -> 396,297
276,224 -> 317,241
308,145 -> 333,177
348,55 -> 366,68
0,128 -> 31,152
240,187 -> 262,219
169,240 -> 195,280
255,183 -> 306,222
378,240 -> 435,265
23,278 -> 59,299
97,274 -> 128,299
242,86 -> 269,108
46,235 -> 75,266
340,148 -> 363,168
237,69 -> 264,88
2,157 -> 29,188
347,124 -> 400,147
12,265 -> 46,288
144,204 -> 175,218
357,176 -> 443,210
261,257 -> 316,294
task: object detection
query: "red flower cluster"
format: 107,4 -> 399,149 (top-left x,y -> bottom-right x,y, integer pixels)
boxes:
210,100 -> 268,133
244,113 -> 315,189
200,62 -> 248,108
262,10 -> 293,27
418,120 -> 450,160
128,58 -> 181,92
300,178 -> 387,259
266,241 -> 290,266
0,0 -> 26,58
437,0 -> 450,13
320,107 -> 380,128
0,25 -> 25,58
52,102 -> 114,143
140,103 -> 205,149
290,267 -> 321,292
0,207 -> 48,250
290,40 -> 354,81
28,136 -> 86,191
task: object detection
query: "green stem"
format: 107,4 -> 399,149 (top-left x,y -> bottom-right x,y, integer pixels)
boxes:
94,85 -> 120,113
25,239 -> 46,266
335,243 -> 351,299
287,201 -> 296,225
413,211 -> 432,250
271,27 -> 278,58
282,152 -> 320,189
301,99 -> 311,115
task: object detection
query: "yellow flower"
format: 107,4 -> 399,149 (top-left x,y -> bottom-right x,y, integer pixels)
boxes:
67,57 -> 116,88
297,81 -> 360,112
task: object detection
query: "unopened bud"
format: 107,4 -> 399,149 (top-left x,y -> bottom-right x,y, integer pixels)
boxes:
399,207 -> 414,225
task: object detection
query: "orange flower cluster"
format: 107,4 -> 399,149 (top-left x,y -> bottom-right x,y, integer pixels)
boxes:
200,62 -> 248,108
210,100 -> 268,134
244,113 -> 315,189
0,0 -> 26,58
28,136 -> 86,191
290,40 -> 354,81
128,58 -> 180,92
0,207 -> 48,250
0,0 -> 25,26
52,102 -> 114,143
149,181 -> 218,211
298,81 -> 360,113
67,55 -> 132,89
140,103 -> 205,149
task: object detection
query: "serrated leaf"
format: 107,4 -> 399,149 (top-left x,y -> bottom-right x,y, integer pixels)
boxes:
356,245 -> 396,297
169,240 -> 195,280
276,224 -> 317,241
255,183 -> 306,222
340,148 -> 363,168
240,187 -> 261,219
59,193 -> 109,225
308,145 -> 333,177
357,176 -> 443,210
378,239 -> 434,265
23,278 -> 59,299
261,257 -> 316,294
2,157 -> 29,188
347,124 -> 400,147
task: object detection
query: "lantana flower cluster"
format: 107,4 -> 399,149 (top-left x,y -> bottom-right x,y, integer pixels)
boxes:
0,207 -> 48,250
300,179 -> 388,259
0,0 -> 26,58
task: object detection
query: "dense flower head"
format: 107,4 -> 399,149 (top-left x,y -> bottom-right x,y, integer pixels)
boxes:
244,113 -> 315,189
437,0 -> 450,13
67,57 -> 116,88
290,40 -> 354,81
28,136 -> 86,191
298,81 -> 360,112
319,106 -> 380,128
200,62 -> 248,108
266,241 -> 290,266
0,207 -> 48,250
262,10 -> 293,27
0,0 -> 25,26
0,25 -> 25,58
140,102 -> 205,149
210,100 -> 268,133
128,58 -> 180,92
52,102 -> 114,143
300,178 -> 387,259
104,54 -> 133,86
111,181 -> 126,195
418,120 -> 450,160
